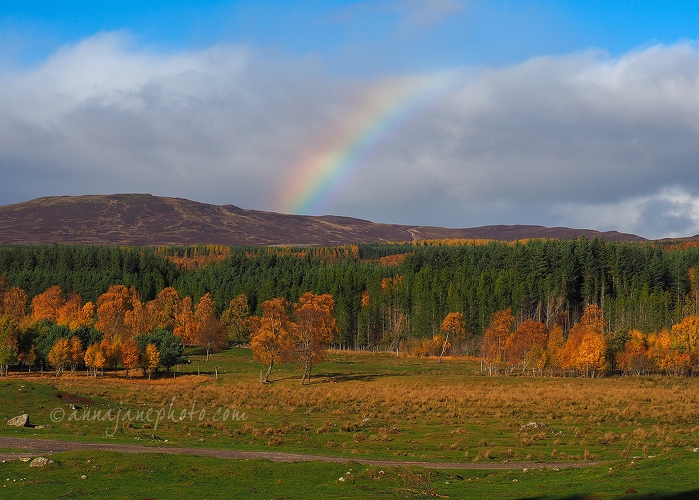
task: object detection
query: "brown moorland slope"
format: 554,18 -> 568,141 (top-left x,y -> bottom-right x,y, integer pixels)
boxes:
0,194 -> 645,246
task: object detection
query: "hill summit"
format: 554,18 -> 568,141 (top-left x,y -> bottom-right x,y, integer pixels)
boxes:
0,194 -> 644,246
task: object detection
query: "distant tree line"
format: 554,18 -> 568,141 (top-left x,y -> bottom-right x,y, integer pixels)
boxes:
1,239 -> 699,357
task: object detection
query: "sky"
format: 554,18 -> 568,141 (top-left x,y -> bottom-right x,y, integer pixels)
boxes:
2,1 -> 699,239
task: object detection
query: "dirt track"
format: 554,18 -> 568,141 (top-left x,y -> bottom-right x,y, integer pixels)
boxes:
0,436 -> 597,470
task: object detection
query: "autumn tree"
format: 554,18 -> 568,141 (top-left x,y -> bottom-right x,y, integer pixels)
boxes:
647,328 -> 687,376
193,293 -> 226,361
78,302 -> 96,328
125,288 -> 152,339
250,298 -> 294,383
481,308 -> 514,375
505,319 -> 548,375
438,312 -> 466,363
148,287 -> 180,331
616,329 -> 653,375
220,295 -> 251,345
0,315 -> 18,376
84,343 -> 105,378
134,329 -> 186,372
545,324 -> 565,375
68,336 -> 84,375
293,292 -> 337,385
561,304 -> 607,377
56,292 -> 84,330
670,315 -> 699,374
31,285 -> 64,323
142,343 -> 160,380
100,337 -> 121,373
2,286 -> 27,325
121,339 -> 140,379
174,296 -> 196,346
48,337 -> 70,376
95,285 -> 132,343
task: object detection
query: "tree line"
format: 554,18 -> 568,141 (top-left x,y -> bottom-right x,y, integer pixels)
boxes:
0,279 -> 241,378
0,275 -> 338,382
0,239 -> 699,374
477,303 -> 699,377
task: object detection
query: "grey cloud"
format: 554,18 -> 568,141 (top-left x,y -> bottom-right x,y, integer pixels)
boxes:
2,35 -> 699,238
0,33 -> 355,209
354,45 -> 699,236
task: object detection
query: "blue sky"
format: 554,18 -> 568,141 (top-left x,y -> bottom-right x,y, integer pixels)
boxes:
2,1 -> 699,238
4,1 -> 699,71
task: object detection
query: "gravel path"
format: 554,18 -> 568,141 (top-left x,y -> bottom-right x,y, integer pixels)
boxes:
0,436 -> 598,470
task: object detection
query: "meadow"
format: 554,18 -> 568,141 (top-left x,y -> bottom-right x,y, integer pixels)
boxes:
1,347 -> 699,499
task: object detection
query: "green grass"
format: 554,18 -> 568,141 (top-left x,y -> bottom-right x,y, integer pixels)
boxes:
2,348 -> 699,498
1,450 -> 698,499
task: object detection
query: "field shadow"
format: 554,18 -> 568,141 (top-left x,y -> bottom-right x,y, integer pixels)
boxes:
318,371 -> 410,383
319,372 -> 382,383
522,489 -> 699,500
265,371 -> 407,384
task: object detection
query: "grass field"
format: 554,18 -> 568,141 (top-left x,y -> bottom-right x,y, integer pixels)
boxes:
1,449 -> 698,499
1,348 -> 699,498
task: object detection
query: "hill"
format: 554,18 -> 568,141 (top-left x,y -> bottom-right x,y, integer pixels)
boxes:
0,194 -> 644,246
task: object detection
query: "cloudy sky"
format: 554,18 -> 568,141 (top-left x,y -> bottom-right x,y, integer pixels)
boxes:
2,1 -> 699,238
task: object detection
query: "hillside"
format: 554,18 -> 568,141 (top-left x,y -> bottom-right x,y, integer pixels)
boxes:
0,194 -> 644,246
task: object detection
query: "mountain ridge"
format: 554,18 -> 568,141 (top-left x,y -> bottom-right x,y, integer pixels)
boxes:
0,194 -> 647,246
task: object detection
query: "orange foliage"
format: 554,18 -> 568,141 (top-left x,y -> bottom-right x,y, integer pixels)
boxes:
661,241 -> 699,252
360,291 -> 372,309
155,245 -> 231,270
439,312 -> 466,362
561,304 -> 607,377
481,308 -> 514,374
143,343 -> 160,379
84,343 -> 105,377
125,288 -> 152,338
55,292 -> 85,330
546,324 -> 565,375
68,336 -> 84,374
250,298 -> 294,383
194,293 -> 226,360
31,285 -> 64,322
414,239 -> 495,247
293,292 -> 337,384
505,319 -> 548,374
121,339 -> 140,378
174,296 -> 196,346
148,287 -> 181,331
2,286 -> 27,324
646,328 -> 689,375
95,285 -> 132,343
409,336 -> 444,357
100,337 -> 121,372
670,316 -> 699,357
617,329 -> 653,375
374,254 -> 408,266
78,302 -> 96,328
48,337 -> 70,375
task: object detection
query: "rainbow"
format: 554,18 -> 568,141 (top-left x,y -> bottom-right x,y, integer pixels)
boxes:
279,74 -> 451,215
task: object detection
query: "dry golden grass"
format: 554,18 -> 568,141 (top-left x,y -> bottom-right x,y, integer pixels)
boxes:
15,351 -> 699,462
